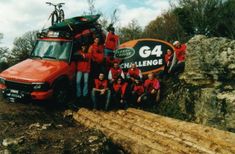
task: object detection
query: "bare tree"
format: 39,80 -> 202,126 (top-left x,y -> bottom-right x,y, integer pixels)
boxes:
87,0 -> 96,15
10,31 -> 38,64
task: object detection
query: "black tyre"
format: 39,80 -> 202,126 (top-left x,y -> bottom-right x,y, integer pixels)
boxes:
51,11 -> 58,25
59,9 -> 65,22
53,82 -> 69,105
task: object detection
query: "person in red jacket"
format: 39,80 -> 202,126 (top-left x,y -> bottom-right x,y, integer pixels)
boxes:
105,54 -> 122,72
89,37 -> 105,78
131,77 -> 146,106
169,41 -> 187,74
127,63 -> 142,84
163,49 -> 173,76
112,76 -> 128,108
76,44 -> 91,98
144,73 -> 160,105
108,62 -> 125,84
104,26 -> 119,56
91,73 -> 111,110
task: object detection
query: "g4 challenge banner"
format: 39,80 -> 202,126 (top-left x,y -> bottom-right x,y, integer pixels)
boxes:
115,39 -> 174,74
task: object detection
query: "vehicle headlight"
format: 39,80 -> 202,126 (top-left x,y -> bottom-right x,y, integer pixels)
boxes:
32,82 -> 50,91
0,77 -> 5,84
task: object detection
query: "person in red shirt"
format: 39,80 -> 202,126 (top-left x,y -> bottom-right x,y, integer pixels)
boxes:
105,54 -> 122,72
89,37 -> 105,78
108,62 -> 125,84
131,77 -> 147,106
144,73 -> 161,105
169,41 -> 187,74
76,44 -> 92,98
91,73 -> 111,110
163,49 -> 173,76
127,63 -> 142,84
104,26 -> 119,56
111,76 -> 128,108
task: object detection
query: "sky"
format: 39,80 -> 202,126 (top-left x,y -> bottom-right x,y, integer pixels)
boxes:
0,0 -> 171,48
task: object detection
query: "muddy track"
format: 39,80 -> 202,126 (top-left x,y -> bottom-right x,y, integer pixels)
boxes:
72,108 -> 235,154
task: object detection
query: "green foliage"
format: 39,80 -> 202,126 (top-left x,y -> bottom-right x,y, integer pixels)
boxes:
118,20 -> 143,43
143,11 -> 187,42
143,0 -> 235,42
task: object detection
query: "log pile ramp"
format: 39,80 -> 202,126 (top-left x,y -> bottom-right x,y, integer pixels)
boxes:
72,108 -> 235,154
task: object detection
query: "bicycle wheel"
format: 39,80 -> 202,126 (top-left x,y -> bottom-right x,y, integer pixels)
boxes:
51,11 -> 58,25
59,9 -> 65,22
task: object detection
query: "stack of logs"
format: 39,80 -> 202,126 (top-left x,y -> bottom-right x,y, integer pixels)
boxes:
72,108 -> 235,154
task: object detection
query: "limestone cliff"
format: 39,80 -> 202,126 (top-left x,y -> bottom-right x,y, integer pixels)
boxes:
159,35 -> 235,132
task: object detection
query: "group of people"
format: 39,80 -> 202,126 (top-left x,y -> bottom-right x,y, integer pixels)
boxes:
75,26 -> 187,110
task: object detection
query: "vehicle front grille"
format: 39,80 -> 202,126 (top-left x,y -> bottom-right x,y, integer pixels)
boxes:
5,80 -> 33,92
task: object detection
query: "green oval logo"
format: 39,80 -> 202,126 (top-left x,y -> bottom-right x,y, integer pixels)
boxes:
114,48 -> 135,59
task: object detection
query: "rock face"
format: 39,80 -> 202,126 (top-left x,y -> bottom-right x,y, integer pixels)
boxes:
159,35 -> 235,132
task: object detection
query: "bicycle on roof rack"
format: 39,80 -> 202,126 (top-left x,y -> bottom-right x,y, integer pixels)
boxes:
46,2 -> 65,25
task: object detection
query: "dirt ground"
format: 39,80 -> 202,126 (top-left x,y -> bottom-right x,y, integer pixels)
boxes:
0,95 -> 124,154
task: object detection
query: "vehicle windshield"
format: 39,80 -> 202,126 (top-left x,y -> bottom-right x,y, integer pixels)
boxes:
31,40 -> 72,61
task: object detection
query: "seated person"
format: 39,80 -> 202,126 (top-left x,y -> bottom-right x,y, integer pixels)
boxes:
91,73 -> 111,110
106,53 -> 122,72
108,62 -> 125,84
131,77 -> 146,106
111,76 -> 128,108
126,63 -> 142,84
144,73 -> 161,105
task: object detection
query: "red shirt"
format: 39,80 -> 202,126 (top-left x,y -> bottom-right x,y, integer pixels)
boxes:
113,82 -> 128,97
90,44 -> 104,63
144,78 -> 160,93
94,79 -> 108,89
175,44 -> 187,62
77,50 -> 91,73
127,68 -> 142,79
133,84 -> 145,95
108,67 -> 124,80
164,53 -> 173,63
105,32 -> 119,50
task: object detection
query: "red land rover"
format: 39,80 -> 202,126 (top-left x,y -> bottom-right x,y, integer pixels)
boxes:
0,14 -> 104,104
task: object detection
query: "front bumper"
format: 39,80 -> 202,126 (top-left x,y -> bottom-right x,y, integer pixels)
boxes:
1,88 -> 53,102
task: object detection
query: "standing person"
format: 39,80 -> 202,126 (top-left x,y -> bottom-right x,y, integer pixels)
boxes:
164,49 -> 173,76
144,73 -> 161,105
126,63 -> 142,84
76,44 -> 91,99
108,62 -> 125,84
89,37 -> 105,78
91,73 -> 111,110
169,41 -> 187,74
111,76 -> 128,109
104,26 -> 119,56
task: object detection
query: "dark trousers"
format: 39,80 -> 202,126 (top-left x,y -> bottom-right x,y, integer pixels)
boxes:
112,91 -> 127,109
130,92 -> 147,107
170,62 -> 185,74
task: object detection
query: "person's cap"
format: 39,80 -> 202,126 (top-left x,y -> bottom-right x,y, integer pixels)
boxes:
173,41 -> 180,46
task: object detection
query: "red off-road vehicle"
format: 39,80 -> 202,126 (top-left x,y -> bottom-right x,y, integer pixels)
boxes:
0,15 -> 104,104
